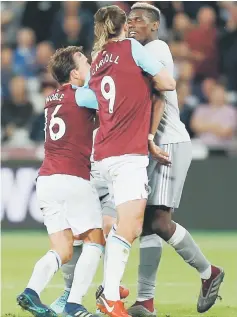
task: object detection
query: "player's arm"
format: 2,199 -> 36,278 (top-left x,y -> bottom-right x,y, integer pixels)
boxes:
130,38 -> 176,91
150,92 -> 165,136
152,69 -> 175,92
75,87 -> 98,110
149,92 -> 171,165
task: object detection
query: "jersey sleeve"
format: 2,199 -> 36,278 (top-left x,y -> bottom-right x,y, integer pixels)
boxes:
145,41 -> 173,72
75,87 -> 98,110
129,38 -> 164,76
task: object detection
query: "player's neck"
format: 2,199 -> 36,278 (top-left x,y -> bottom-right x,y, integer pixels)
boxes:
144,33 -> 158,45
110,35 -> 125,42
110,30 -> 126,42
61,79 -> 83,88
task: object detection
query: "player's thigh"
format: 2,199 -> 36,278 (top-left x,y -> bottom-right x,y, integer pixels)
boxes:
82,228 -> 105,246
65,176 -> 102,236
147,142 -> 192,209
100,193 -> 116,236
147,144 -> 172,207
94,159 -> 115,203
91,164 -> 113,214
172,142 -> 192,207
101,192 -> 116,218
36,175 -> 71,235
91,163 -> 117,236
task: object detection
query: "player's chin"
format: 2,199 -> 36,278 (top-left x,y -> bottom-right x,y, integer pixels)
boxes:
131,35 -> 142,43
129,32 -> 139,40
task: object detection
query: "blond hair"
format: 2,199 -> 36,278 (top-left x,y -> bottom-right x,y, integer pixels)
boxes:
93,5 -> 126,55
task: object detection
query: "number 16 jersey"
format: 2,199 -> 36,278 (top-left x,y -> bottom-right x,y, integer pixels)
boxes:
88,38 -> 164,161
39,84 -> 95,180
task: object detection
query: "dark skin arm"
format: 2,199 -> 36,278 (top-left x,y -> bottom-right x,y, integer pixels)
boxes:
149,93 -> 165,135
148,92 -> 171,166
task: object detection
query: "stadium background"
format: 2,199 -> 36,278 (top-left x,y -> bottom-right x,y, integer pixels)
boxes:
1,1 -> 237,316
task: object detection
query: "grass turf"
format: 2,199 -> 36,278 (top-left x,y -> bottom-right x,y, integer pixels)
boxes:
1,231 -> 237,317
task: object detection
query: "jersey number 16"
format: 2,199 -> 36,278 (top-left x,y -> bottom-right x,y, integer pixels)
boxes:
44,104 -> 66,141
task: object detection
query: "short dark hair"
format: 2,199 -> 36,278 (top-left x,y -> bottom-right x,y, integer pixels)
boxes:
131,3 -> 160,22
48,46 -> 83,85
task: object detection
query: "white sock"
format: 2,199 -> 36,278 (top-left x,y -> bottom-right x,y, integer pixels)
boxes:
104,234 -> 131,301
68,243 -> 103,304
167,223 -> 186,246
27,250 -> 61,295
102,225 -> 117,288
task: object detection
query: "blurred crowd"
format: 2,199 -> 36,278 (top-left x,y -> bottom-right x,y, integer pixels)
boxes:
1,1 -> 237,151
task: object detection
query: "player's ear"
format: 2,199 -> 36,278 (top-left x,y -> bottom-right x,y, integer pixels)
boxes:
71,69 -> 79,80
124,23 -> 128,34
151,21 -> 159,31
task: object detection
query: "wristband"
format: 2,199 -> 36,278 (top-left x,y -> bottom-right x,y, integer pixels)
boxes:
148,134 -> 154,141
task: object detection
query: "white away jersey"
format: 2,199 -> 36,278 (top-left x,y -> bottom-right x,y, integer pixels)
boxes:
145,40 -> 190,144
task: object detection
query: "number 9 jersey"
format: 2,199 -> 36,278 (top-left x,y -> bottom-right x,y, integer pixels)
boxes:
89,38 -> 163,161
39,84 -> 96,180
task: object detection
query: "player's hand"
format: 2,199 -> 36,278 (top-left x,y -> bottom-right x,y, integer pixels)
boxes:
148,141 -> 171,166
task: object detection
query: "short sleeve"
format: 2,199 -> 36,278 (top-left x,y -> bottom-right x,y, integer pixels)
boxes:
75,87 -> 98,110
129,38 -> 164,76
224,107 -> 237,128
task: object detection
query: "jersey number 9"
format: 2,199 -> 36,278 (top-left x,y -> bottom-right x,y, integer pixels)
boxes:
101,76 -> 116,114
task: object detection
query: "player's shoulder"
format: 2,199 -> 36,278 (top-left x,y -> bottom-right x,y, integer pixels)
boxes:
145,40 -> 173,64
45,84 -> 75,108
122,38 -> 142,48
145,39 -> 170,53
124,37 -> 137,43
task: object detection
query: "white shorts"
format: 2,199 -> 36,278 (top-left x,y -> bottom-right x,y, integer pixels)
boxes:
36,174 -> 102,235
96,155 -> 149,207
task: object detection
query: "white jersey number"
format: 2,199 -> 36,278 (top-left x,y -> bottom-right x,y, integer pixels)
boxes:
101,76 -> 116,113
44,104 -> 66,141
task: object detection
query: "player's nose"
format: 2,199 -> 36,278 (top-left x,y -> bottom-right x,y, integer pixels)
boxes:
128,19 -> 135,29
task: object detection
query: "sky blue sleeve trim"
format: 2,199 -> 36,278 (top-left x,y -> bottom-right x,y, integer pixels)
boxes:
129,38 -> 164,76
75,87 -> 98,110
84,243 -> 105,252
112,235 -> 131,249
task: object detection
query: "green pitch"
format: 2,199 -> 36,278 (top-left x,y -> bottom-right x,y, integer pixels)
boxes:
1,231 -> 237,317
